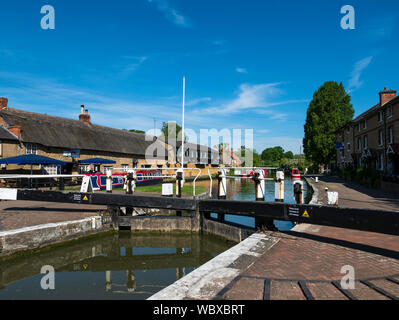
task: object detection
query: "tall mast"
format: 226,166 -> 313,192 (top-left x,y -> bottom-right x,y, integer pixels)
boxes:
181,76 -> 186,169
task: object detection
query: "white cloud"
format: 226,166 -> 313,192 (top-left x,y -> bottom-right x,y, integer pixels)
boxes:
186,97 -> 211,106
236,67 -> 248,74
198,82 -> 301,115
257,129 -> 270,134
348,56 -> 373,92
123,56 -> 148,73
148,0 -> 191,27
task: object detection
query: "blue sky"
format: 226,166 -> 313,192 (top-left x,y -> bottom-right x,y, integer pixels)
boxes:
0,0 -> 398,154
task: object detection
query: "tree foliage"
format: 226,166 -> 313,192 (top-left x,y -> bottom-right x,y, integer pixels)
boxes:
161,121 -> 186,142
303,81 -> 354,166
129,129 -> 145,134
284,151 -> 294,159
261,146 -> 285,163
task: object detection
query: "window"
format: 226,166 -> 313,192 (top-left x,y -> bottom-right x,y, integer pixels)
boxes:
347,143 -> 351,152
363,120 -> 367,129
378,130 -> 384,146
357,138 -> 361,151
378,111 -> 383,122
122,164 -> 129,170
43,165 -> 60,175
387,106 -> 393,118
104,166 -> 113,172
358,123 -> 361,132
380,153 -> 384,171
364,135 -> 368,149
79,165 -> 90,173
389,127 -> 393,144
346,126 -> 350,134
26,144 -> 37,155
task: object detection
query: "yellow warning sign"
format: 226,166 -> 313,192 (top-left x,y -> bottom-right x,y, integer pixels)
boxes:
302,210 -> 310,218
83,195 -> 88,201
83,264 -> 88,270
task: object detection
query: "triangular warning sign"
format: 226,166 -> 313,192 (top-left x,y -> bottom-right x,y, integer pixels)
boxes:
83,195 -> 88,201
302,210 -> 310,218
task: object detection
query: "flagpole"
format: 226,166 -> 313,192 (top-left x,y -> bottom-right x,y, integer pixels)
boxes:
181,76 -> 185,169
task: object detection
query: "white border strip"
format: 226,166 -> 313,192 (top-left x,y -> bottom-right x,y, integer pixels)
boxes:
148,233 -> 276,300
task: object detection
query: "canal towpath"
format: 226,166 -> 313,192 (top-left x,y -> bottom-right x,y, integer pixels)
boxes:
216,176 -> 399,300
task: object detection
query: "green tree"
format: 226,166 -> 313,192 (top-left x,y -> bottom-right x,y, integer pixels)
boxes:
129,129 -> 145,134
240,146 -> 262,167
284,151 -> 294,159
160,121 -> 186,142
261,146 -> 285,163
303,81 -> 353,167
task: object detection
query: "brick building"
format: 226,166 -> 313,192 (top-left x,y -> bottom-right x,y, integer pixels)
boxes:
336,87 -> 399,176
0,98 -> 171,174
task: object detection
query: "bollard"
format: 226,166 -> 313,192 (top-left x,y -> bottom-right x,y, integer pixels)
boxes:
125,169 -> 136,216
253,169 -> 265,201
106,169 -> 113,193
126,172 -> 133,195
176,169 -> 184,216
274,171 -> 284,202
217,168 -> 227,200
254,169 -> 276,231
176,169 -> 184,198
293,180 -> 304,204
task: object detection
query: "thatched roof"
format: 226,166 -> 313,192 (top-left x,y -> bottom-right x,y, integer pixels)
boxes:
0,126 -> 18,141
0,108 -> 165,157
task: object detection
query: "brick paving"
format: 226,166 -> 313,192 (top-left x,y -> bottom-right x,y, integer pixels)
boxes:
222,177 -> 399,300
0,200 -> 106,231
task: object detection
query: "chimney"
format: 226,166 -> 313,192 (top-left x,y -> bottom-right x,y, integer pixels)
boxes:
79,106 -> 91,124
8,125 -> 21,139
0,97 -> 8,110
379,87 -> 397,106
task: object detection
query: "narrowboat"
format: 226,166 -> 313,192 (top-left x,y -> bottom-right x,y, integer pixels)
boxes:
84,169 -> 163,191
291,168 -> 301,180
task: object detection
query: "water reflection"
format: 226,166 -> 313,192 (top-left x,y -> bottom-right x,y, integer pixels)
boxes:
0,232 -> 234,300
192,178 -> 308,231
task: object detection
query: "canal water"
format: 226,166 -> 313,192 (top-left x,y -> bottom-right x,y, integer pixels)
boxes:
0,178 -> 308,300
0,232 -> 234,300
193,178 -> 309,231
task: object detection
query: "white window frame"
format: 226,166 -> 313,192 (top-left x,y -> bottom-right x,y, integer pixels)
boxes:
42,165 -> 60,175
363,120 -> 367,129
26,143 -> 38,155
387,106 -> 393,118
347,142 -> 351,152
104,166 -> 113,172
364,135 -> 368,149
378,111 -> 383,122
380,153 -> 384,171
378,130 -> 384,146
358,138 -> 361,151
